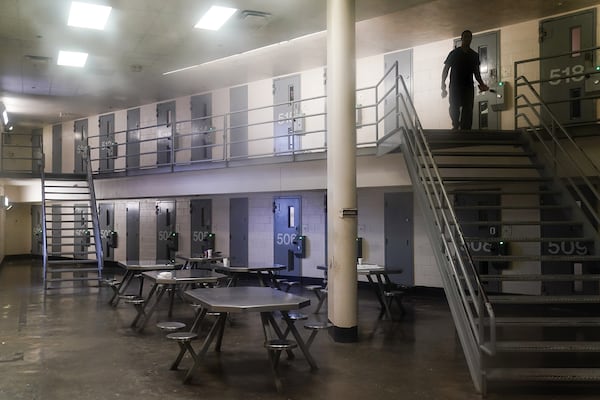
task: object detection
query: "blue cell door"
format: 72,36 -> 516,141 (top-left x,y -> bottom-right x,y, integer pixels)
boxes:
273,196 -> 302,277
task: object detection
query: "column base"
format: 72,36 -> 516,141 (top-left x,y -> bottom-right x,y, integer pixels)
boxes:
330,325 -> 358,343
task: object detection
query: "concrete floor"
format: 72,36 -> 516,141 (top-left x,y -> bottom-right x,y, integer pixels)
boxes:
0,258 -> 598,400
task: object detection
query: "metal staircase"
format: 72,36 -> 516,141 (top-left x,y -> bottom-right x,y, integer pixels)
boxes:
41,149 -> 103,290
383,67 -> 600,394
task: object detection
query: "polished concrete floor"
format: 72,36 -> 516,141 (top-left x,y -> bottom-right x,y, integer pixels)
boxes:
0,257 -> 598,400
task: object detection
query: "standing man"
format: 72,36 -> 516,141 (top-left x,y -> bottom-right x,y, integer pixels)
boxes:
441,30 -> 489,130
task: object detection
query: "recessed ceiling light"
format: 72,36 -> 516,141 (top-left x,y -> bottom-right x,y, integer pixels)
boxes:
57,50 -> 88,67
68,1 -> 112,30
195,6 -> 237,30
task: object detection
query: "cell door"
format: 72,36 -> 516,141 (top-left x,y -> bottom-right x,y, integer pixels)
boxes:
156,101 -> 176,166
126,201 -> 140,261
31,205 -> 43,255
156,200 -> 176,261
31,128 -> 42,174
74,204 -> 89,260
540,10 -> 596,127
73,119 -> 88,174
384,192 -> 414,285
127,108 -> 141,171
230,198 -> 248,267
274,196 -> 302,276
190,199 -> 212,257
191,94 -> 213,161
99,113 -> 116,173
98,203 -> 115,261
455,31 -> 500,130
384,49 -> 413,136
51,205 -> 62,255
230,85 -> 248,159
273,74 -> 301,154
52,124 -> 62,173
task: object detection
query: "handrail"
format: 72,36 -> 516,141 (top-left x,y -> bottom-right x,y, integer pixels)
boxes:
390,62 -> 495,391
84,146 -> 104,277
40,153 -> 49,289
514,75 -> 600,231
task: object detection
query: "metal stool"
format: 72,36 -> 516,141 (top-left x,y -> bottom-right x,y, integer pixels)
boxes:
167,331 -> 199,372
281,311 -> 307,339
123,296 -> 145,328
156,321 -> 186,332
304,321 -> 333,349
264,339 -> 298,391
281,281 -> 300,292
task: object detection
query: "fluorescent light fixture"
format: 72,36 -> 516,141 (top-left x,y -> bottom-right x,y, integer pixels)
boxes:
68,1 -> 112,30
57,50 -> 88,67
195,6 -> 237,30
2,110 -> 8,125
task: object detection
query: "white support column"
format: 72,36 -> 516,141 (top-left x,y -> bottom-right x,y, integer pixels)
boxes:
326,0 -> 358,342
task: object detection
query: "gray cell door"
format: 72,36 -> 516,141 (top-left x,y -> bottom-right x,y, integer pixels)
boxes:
99,113 -> 116,173
73,119 -> 88,173
384,192 -> 414,285
190,199 -> 212,258
455,31 -> 500,130
540,10 -> 596,127
273,74 -> 301,154
31,205 -> 43,255
230,85 -> 248,159
191,94 -> 213,161
126,201 -> 140,261
156,101 -> 176,166
274,196 -> 302,277
384,49 -> 413,135
52,124 -> 62,173
127,108 -> 140,171
98,202 -> 115,261
156,200 -> 176,261
229,198 -> 248,267
74,204 -> 89,259
51,205 -> 61,255
32,128 -> 42,174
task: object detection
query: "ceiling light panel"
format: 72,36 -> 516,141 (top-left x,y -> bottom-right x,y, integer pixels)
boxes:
68,1 -> 112,30
57,51 -> 88,67
195,6 -> 237,30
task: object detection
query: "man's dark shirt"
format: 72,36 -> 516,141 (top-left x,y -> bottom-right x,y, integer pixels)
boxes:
444,47 -> 480,88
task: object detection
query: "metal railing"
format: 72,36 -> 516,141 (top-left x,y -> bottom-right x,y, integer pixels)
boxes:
514,75 -> 600,246
383,61 -> 495,393
84,83 -> 383,176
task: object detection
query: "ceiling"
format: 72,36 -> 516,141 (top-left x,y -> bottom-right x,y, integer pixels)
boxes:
0,0 -> 597,130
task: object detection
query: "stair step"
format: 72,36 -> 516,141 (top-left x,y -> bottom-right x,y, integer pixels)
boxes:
46,267 -> 100,273
431,150 -> 534,157
465,237 -> 590,243
440,177 -> 551,183
457,220 -> 579,226
432,163 -> 542,169
48,259 -> 98,265
494,341 -> 600,352
448,189 -> 560,196
486,294 -> 600,304
46,277 -> 101,283
480,274 -> 600,281
486,368 -> 600,382
492,317 -> 600,327
472,255 -> 600,262
452,205 -> 568,210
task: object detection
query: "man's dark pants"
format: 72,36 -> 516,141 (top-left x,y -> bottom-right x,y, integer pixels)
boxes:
449,85 -> 474,130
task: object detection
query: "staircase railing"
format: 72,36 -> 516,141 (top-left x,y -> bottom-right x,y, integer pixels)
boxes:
40,153 -> 49,287
84,146 -> 104,277
382,62 -> 495,393
514,75 -> 600,247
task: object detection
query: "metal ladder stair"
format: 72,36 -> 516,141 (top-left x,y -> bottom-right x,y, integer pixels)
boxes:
424,129 -> 600,392
42,168 -> 103,290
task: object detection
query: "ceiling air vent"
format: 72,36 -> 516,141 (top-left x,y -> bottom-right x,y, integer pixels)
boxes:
239,10 -> 271,30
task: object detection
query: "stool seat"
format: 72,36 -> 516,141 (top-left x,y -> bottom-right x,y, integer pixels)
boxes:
167,331 -> 198,342
265,339 -> 297,350
304,284 -> 323,291
285,311 -> 308,321
156,321 -> 186,332
118,294 -> 139,300
124,297 -> 145,305
304,321 -> 333,349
